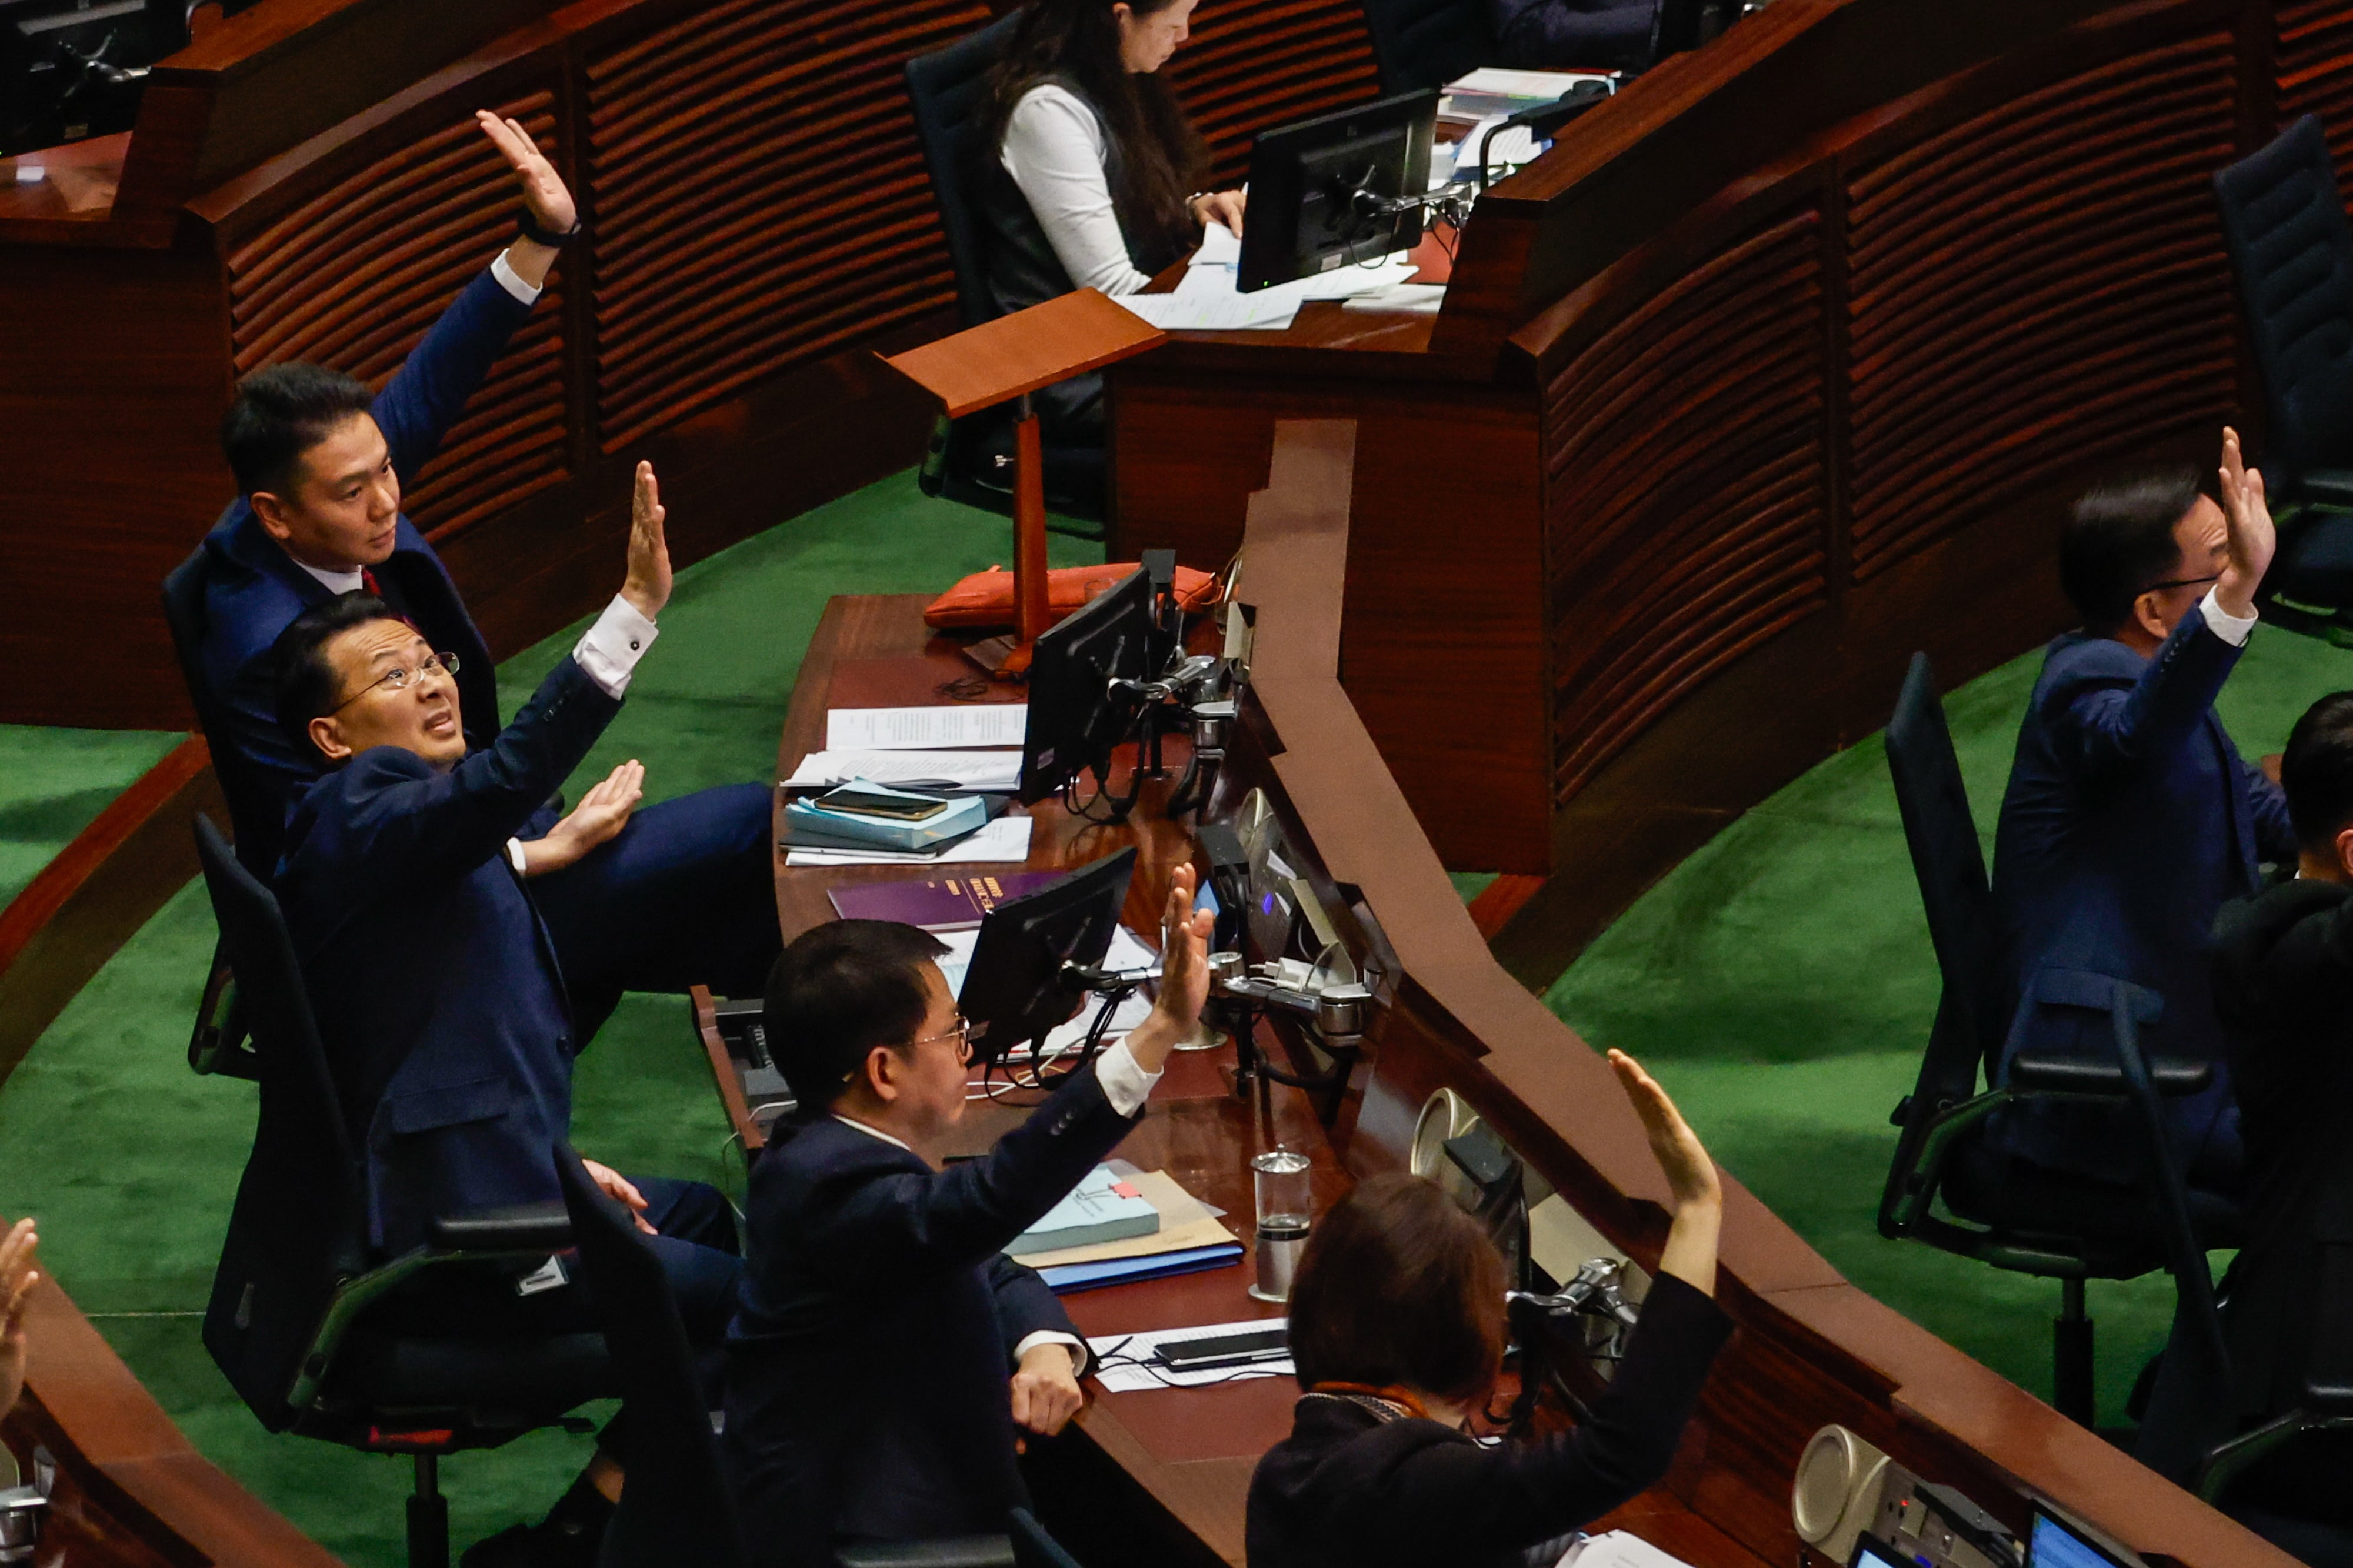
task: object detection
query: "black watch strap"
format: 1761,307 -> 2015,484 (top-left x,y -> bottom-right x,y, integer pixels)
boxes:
515,209 -> 582,247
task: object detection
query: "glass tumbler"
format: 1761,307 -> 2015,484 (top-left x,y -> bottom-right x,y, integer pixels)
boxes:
1249,1148 -> 1314,1303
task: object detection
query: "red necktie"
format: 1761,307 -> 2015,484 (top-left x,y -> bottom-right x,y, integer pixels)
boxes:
362,567 -> 381,597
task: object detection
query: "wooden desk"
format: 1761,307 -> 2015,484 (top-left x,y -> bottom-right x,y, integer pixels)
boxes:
1108,0 -> 2353,981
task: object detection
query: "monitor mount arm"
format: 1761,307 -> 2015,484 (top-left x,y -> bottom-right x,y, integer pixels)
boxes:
1209,950 -> 1371,1121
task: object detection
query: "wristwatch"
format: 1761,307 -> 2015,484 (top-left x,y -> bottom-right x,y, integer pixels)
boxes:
515,209 -> 583,246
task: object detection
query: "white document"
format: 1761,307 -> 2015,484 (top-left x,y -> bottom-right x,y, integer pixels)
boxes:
1111,292 -> 1301,331
1086,1318 -> 1294,1392
1448,66 -> 1612,98
1194,220 -> 1241,265
824,705 -> 1026,750
784,815 -> 1034,868
1555,1531 -> 1699,1568
781,749 -> 1023,792
1342,283 -> 1447,315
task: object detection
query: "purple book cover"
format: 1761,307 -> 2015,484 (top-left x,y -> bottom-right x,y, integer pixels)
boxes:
828,870 -> 1063,931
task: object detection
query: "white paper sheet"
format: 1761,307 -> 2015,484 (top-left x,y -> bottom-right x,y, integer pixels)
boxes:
824,705 -> 1026,750
1341,283 -> 1447,315
1194,220 -> 1242,265
1111,292 -> 1301,331
781,749 -> 1023,792
783,815 -> 1034,867
1085,1318 -> 1295,1392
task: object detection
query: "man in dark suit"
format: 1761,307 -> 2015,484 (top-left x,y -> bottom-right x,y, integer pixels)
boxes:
1491,0 -> 1657,71
191,108 -> 775,1039
724,884 -> 1215,1567
271,465 -> 741,1568
1986,429 -> 2292,1192
2134,692 -> 2353,1521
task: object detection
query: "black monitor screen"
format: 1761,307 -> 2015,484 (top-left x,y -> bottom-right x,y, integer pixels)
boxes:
1019,567 -> 1155,805
1237,89 -> 1437,293
961,849 -> 1137,1067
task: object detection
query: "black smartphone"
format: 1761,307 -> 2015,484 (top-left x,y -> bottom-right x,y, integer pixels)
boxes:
815,786 -> 950,820
1154,1325 -> 1289,1372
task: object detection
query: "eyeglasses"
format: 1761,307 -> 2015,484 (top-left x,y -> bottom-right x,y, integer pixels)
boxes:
2145,572 -> 2221,595
333,651 -> 462,713
909,1015 -> 974,1065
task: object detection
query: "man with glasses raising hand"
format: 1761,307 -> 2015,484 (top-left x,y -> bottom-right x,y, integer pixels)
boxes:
267,463 -> 742,1568
1985,427 -> 2295,1195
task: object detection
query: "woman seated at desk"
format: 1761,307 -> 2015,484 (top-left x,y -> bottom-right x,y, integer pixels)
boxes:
1247,1049 -> 1731,1568
974,0 -> 1247,451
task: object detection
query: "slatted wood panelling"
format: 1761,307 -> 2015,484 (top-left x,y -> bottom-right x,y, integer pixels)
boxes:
1162,0 -> 1382,188
584,0 -> 989,452
223,94 -> 570,543
1844,35 -> 2239,580
1545,211 -> 1831,805
2278,0 -> 2353,168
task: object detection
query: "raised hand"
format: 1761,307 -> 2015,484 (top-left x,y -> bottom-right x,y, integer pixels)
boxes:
476,110 -> 576,236
518,760 -> 646,878
621,461 -> 672,620
0,1217 -> 39,1419
1607,1049 -> 1722,1296
1126,865 -> 1215,1072
2216,426 -> 2277,619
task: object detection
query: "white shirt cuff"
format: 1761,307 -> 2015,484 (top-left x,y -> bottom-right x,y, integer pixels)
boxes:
491,250 -> 544,305
506,838 -> 528,874
1094,1037 -> 1162,1118
2199,585 -> 2258,647
1013,1329 -> 1088,1379
572,595 -> 658,699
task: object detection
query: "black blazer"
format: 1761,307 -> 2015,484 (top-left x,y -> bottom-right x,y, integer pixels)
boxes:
1245,1273 -> 1732,1568
721,1065 -> 1140,1566
275,656 -> 621,1256
2208,878 -> 2353,1420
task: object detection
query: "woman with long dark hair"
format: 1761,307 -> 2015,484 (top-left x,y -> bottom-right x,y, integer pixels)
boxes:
1246,1049 -> 1732,1568
973,0 -> 1245,445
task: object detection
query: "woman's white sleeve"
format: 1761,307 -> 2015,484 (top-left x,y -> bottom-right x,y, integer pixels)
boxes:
999,85 -> 1156,297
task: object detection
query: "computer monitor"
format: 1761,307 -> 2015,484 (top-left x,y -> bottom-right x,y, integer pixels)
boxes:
1848,1536 -> 1911,1568
1237,89 -> 1439,294
961,848 -> 1138,1069
1019,566 -> 1156,805
2027,1506 -> 2135,1568
2,0 -> 189,156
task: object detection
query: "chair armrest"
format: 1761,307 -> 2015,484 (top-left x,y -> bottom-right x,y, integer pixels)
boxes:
427,1202 -> 572,1253
2009,1053 -> 2212,1097
2296,469 -> 2353,509
835,1538 -> 1017,1568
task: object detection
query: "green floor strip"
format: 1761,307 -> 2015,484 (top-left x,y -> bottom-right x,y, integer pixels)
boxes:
0,726 -> 185,909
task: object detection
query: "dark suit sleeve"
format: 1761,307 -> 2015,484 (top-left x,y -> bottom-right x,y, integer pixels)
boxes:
1489,0 -> 1655,67
986,1252 -> 1087,1374
1354,1274 -> 1731,1557
298,656 -> 617,896
372,268 -> 536,485
2051,609 -> 2242,796
2245,762 -> 2298,863
793,1069 -> 1141,1295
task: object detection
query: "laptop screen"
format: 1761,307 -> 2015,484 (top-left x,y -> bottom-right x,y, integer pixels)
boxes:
2029,1507 -> 2133,1568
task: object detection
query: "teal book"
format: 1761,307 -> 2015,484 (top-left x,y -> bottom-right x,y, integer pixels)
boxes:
1013,1165 -> 1163,1254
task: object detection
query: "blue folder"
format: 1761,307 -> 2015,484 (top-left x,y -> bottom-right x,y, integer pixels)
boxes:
1036,1243 -> 1244,1293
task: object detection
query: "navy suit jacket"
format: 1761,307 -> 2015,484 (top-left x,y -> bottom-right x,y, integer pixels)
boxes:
197,267 -> 532,873
1987,608 -> 2294,1178
722,1072 -> 1132,1566
275,655 -> 620,1256
1490,0 -> 1654,69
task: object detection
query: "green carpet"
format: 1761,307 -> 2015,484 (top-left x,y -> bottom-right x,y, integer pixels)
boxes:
0,726 -> 185,908
0,475 -> 1100,1567
1545,628 -> 2353,1425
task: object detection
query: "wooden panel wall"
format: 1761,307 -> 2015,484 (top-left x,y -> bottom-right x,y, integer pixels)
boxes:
1162,0 -> 1382,186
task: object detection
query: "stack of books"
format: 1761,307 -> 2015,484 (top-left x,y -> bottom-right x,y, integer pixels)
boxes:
780,780 -> 991,855
1009,1164 -> 1243,1292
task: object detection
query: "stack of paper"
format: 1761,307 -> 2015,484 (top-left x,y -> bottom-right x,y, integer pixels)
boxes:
1012,1165 -> 1164,1253
1555,1532 -> 1698,1568
782,749 -> 1024,792
825,705 -> 1026,750
1012,1167 -> 1243,1291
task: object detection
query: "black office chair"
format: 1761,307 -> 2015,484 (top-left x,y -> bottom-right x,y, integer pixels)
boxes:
1876,653 -> 2237,1427
1360,0 -> 1495,94
904,12 -> 1106,528
161,546 -> 270,1079
194,814 -> 614,1568
2214,114 -> 2353,643
551,1142 -> 748,1568
1008,1509 -> 1085,1568
2196,1389 -> 2353,1567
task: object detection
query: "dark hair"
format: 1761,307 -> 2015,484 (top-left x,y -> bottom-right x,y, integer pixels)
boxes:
765,920 -> 951,1109
2283,692 -> 2353,849
976,0 -> 1208,272
270,592 -> 401,759
222,362 -> 375,498
2058,466 -> 2208,634
1286,1172 -> 1507,1406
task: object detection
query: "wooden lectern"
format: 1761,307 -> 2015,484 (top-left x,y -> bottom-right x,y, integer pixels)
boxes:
881,289 -> 1165,674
